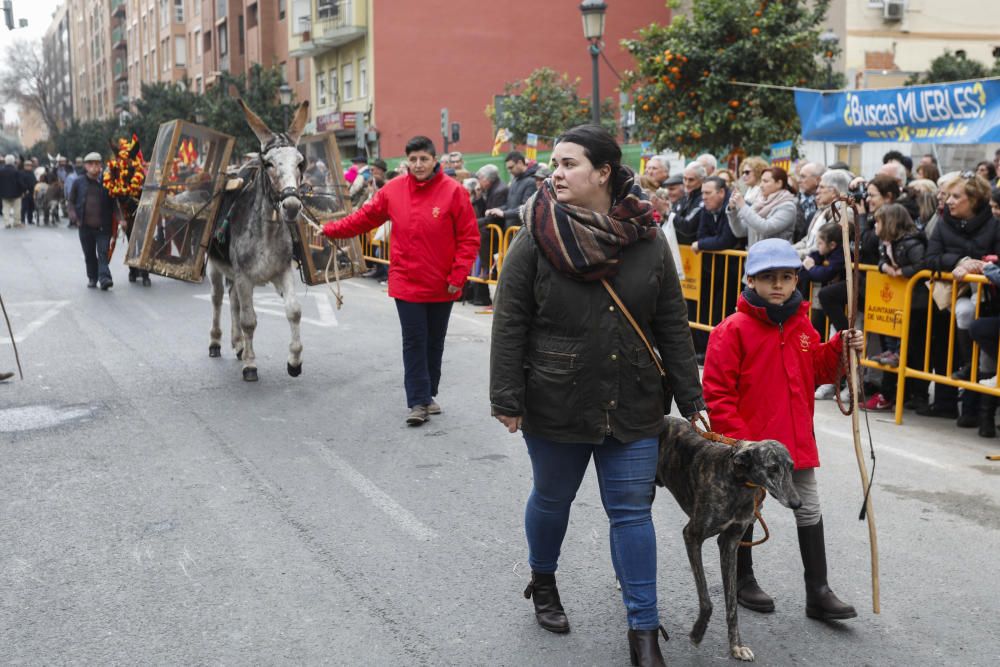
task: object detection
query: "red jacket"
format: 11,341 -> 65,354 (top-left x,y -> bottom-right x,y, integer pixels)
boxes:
322,169 -> 480,303
702,296 -> 844,469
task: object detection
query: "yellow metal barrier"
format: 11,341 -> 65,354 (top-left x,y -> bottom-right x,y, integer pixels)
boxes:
688,248 -> 1000,424
467,224 -> 505,285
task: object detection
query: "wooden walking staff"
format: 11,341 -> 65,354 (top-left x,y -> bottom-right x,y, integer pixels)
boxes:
839,203 -> 881,614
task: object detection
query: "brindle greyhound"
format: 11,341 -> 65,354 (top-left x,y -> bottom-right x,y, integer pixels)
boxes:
657,416 -> 801,662
207,99 -> 310,382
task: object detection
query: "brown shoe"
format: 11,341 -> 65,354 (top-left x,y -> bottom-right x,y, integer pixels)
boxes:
406,405 -> 429,426
427,400 -> 441,415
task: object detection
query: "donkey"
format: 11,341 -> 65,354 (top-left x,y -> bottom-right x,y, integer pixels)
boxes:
207,99 -> 310,382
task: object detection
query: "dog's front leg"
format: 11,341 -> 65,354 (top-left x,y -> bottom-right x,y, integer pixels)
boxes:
719,527 -> 754,661
683,522 -> 712,646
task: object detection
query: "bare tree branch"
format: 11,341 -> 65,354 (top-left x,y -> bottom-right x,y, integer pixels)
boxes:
0,38 -> 60,139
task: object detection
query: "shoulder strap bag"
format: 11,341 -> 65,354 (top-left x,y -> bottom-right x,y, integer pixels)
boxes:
601,278 -> 666,378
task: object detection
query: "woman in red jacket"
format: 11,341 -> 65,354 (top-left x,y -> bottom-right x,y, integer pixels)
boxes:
702,238 -> 862,621
323,136 -> 480,426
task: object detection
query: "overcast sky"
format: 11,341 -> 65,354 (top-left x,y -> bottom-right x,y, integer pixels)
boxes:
2,0 -> 62,122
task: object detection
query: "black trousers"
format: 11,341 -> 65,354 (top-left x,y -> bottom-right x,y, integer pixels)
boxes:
79,226 -> 112,285
394,299 -> 454,408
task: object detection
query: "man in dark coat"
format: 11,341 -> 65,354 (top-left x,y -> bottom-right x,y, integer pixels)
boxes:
674,161 -> 706,245
19,162 -> 37,225
0,155 -> 27,228
485,150 -> 538,229
69,152 -> 115,290
469,163 -> 510,306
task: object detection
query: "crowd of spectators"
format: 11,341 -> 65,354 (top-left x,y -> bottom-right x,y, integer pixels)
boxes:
636,146 -> 1000,438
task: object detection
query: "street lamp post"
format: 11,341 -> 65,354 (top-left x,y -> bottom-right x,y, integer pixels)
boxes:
579,0 -> 607,125
278,84 -> 293,128
819,29 -> 839,90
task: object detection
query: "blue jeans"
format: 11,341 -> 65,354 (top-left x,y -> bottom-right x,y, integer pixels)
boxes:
524,433 -> 660,630
78,226 -> 112,285
394,299 -> 453,408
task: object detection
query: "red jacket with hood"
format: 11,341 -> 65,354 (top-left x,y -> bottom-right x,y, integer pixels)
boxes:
702,296 -> 844,469
323,168 -> 479,303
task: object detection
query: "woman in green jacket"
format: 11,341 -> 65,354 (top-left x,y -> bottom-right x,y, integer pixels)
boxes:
489,125 -> 703,667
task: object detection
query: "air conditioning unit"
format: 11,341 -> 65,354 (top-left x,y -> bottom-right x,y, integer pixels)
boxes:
883,0 -> 905,21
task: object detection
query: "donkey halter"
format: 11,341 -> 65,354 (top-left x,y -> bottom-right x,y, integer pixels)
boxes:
260,133 -> 303,210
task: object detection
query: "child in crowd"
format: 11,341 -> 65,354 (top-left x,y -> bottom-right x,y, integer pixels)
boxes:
869,204 -> 928,372
702,238 -> 862,620
801,221 -> 847,289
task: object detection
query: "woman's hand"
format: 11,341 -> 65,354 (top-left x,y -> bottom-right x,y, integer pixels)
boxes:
842,329 -> 865,351
495,414 -> 523,433
802,257 -> 816,270
729,190 -> 745,210
691,241 -> 700,254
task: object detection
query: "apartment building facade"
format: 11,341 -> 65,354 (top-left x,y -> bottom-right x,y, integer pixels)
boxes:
41,2 -> 75,132
60,0 -> 308,124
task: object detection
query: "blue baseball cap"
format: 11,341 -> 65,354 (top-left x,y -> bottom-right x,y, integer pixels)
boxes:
745,238 -> 801,277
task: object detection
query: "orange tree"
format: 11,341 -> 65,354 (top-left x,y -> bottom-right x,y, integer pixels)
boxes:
486,67 -> 617,145
622,0 -> 837,156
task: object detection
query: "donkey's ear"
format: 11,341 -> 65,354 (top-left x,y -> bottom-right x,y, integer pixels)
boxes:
286,100 -> 310,145
237,98 -> 276,146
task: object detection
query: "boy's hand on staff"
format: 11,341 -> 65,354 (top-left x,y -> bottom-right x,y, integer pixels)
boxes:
496,414 -> 522,433
843,329 -> 864,351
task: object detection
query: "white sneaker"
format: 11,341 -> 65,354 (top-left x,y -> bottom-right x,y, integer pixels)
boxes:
815,384 -> 836,400
979,376 -> 997,388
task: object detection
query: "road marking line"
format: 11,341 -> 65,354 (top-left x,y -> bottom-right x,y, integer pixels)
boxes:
815,423 -> 955,471
308,441 -> 438,542
1,300 -> 70,345
193,294 -> 337,328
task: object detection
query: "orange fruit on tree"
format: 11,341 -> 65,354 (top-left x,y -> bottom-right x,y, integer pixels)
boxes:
751,27 -> 760,36
729,100 -> 740,108
677,111 -> 686,119
642,104 -> 650,111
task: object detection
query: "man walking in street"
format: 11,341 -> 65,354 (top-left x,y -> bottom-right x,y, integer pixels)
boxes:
0,155 -> 27,228
69,152 -> 115,290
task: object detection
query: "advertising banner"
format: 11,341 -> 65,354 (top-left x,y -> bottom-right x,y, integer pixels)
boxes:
795,79 -> 1000,143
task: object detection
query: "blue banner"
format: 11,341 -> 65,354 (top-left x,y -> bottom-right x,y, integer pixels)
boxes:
795,79 -> 1000,143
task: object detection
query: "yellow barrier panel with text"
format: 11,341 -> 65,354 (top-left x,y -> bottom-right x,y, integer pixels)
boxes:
679,245 -> 702,303
863,272 -> 908,338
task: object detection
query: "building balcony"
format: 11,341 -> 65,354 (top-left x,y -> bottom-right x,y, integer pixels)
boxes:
111,0 -> 125,18
289,0 -> 366,58
113,59 -> 127,81
111,27 -> 126,50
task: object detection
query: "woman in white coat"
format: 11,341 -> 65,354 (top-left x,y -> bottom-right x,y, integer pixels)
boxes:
727,166 -> 798,248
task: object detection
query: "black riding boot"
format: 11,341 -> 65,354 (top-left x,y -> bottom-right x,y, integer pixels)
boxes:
798,519 -> 857,620
523,571 -> 569,633
979,395 -> 996,438
627,626 -> 668,667
736,524 -> 774,612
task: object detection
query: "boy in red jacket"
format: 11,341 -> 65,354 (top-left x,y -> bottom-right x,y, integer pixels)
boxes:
702,238 -> 862,621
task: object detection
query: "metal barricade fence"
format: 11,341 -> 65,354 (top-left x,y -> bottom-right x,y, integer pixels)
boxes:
351,231 -> 1000,424
687,248 -> 1000,425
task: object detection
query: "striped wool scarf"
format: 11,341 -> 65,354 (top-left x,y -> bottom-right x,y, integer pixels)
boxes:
525,166 -> 657,281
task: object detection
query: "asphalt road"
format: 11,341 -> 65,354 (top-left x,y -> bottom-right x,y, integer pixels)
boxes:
2,222 -> 999,666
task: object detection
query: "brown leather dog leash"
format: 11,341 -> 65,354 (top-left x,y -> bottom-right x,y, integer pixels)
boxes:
689,414 -> 770,548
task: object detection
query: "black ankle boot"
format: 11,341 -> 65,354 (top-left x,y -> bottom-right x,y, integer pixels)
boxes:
979,396 -> 996,438
627,625 -> 668,667
798,519 -> 857,620
736,524 -> 774,613
523,571 -> 569,633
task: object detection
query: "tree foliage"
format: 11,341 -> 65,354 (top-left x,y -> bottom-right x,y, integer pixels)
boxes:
28,64 -> 294,164
622,0 -> 837,156
905,50 -> 1000,85
486,67 -> 617,145
0,38 -> 60,139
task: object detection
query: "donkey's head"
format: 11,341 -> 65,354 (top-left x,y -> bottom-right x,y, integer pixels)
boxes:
238,98 -> 310,224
